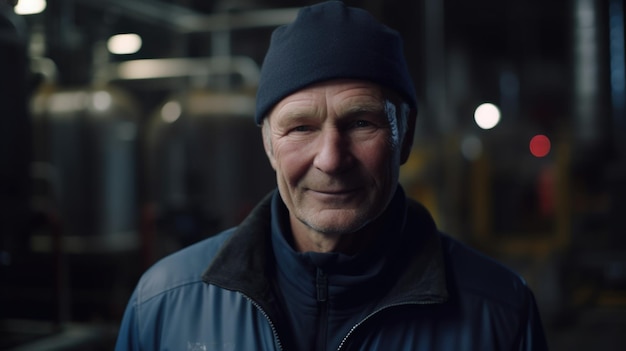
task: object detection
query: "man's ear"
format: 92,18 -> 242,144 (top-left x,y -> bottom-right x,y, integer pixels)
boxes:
261,121 -> 277,170
400,108 -> 417,165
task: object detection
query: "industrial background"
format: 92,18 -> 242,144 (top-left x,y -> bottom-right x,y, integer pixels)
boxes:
1,0 -> 625,349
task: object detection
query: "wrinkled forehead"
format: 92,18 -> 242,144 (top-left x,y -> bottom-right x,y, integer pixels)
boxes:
267,79 -> 390,119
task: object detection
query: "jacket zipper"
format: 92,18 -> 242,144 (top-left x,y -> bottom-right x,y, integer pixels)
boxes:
243,293 -> 444,351
243,294 -> 284,351
316,268 -> 329,351
336,300 -> 443,351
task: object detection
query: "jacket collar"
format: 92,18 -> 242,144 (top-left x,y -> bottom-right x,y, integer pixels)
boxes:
379,198 -> 449,306
202,189 -> 448,314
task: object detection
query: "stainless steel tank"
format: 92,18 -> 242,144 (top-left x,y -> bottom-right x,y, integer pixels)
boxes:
31,85 -> 140,242
143,88 -> 275,248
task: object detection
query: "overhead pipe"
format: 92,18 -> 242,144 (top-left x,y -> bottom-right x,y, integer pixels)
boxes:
93,55 -> 261,90
75,0 -> 300,34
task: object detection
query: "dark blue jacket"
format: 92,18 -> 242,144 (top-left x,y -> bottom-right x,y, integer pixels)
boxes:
115,190 -> 547,350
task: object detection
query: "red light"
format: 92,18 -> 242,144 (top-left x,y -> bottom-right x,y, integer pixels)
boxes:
530,134 -> 551,157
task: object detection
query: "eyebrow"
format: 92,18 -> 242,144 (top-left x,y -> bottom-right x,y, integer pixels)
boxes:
339,101 -> 386,119
278,108 -> 318,121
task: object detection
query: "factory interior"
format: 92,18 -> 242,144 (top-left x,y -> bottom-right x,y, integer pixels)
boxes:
1,0 -> 625,349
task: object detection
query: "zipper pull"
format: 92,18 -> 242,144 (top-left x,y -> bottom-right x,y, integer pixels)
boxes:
316,268 -> 328,302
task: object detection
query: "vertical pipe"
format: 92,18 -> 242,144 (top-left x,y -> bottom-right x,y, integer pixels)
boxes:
0,0 -> 31,280
609,0 -> 625,132
424,0 -> 450,133
211,14 -> 233,90
572,0 -> 611,154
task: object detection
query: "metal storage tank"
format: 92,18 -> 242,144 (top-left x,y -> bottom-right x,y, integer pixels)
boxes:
31,84 -> 141,245
143,88 -> 275,249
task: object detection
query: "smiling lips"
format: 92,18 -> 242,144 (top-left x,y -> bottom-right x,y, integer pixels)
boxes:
307,179 -> 362,195
308,187 -> 360,197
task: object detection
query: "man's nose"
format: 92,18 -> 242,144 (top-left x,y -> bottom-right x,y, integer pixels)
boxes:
313,128 -> 354,174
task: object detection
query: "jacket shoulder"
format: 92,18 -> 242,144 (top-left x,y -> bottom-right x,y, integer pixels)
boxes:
440,234 -> 531,309
134,229 -> 236,304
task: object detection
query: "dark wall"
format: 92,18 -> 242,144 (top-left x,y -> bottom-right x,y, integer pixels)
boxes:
0,2 -> 32,263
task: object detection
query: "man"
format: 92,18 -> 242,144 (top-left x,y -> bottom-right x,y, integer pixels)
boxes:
115,1 -> 548,350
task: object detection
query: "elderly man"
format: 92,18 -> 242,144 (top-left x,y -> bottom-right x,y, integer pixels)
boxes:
115,1 -> 548,350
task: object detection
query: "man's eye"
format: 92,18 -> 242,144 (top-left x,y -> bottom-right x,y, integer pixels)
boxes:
292,125 -> 311,132
353,120 -> 373,128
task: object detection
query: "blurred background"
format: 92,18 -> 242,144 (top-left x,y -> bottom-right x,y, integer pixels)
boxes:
1,0 -> 625,349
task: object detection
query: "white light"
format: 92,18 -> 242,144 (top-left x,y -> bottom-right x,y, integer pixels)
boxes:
474,103 -> 501,130
92,91 -> 112,111
161,101 -> 182,123
48,91 -> 88,114
107,34 -> 142,55
14,0 -> 46,15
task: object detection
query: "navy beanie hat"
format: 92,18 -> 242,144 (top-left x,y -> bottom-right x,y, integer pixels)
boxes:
255,0 -> 417,124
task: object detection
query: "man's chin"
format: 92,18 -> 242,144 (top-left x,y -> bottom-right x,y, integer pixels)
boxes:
300,212 -> 371,236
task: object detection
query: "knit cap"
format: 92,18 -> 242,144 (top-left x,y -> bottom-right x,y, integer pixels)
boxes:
255,0 -> 417,124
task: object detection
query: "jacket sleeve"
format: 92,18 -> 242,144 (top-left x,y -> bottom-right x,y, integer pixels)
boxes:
115,289 -> 142,351
518,288 -> 549,351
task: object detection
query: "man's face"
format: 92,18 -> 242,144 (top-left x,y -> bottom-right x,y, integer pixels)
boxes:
262,79 -> 410,237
